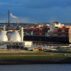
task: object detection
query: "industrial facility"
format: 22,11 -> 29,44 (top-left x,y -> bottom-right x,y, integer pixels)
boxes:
0,21 -> 70,50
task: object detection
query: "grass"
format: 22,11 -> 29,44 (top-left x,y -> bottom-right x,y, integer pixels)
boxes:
0,53 -> 68,60
0,49 -> 70,61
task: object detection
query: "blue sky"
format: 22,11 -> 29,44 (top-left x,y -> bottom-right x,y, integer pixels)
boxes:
0,0 -> 71,23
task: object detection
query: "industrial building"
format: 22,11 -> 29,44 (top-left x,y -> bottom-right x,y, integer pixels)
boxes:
0,22 -> 70,50
23,22 -> 70,49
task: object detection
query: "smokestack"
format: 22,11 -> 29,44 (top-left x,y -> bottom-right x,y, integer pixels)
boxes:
8,10 -> 10,25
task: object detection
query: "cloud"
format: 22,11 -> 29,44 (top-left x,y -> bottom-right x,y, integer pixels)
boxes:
17,17 -> 36,23
0,16 -> 36,23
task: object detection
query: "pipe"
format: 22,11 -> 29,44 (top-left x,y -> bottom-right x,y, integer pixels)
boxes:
21,27 -> 24,42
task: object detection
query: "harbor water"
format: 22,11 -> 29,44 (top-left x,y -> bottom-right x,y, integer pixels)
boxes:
0,64 -> 71,71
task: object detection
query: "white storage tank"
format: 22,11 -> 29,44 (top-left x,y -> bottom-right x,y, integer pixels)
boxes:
8,30 -> 21,42
0,30 -> 8,42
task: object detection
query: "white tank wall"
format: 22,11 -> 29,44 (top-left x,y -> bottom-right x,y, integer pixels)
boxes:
8,31 -> 21,42
0,31 -> 8,42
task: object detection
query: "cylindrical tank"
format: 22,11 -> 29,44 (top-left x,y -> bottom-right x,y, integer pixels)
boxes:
8,30 -> 21,42
0,30 -> 8,42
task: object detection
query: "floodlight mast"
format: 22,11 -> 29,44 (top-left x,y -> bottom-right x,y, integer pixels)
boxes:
8,10 -> 10,26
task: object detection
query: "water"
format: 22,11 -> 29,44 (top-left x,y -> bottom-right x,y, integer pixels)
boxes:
0,64 -> 71,71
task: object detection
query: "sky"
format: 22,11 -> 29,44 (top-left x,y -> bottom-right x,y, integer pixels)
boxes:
0,0 -> 71,23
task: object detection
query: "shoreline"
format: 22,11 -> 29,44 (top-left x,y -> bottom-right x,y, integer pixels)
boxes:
0,49 -> 70,64
1,59 -> 71,65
